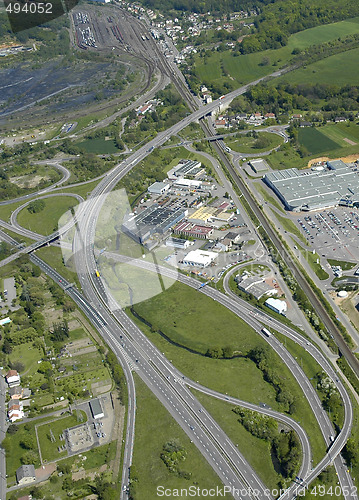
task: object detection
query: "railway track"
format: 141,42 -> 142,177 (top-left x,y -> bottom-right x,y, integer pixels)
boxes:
206,132 -> 359,378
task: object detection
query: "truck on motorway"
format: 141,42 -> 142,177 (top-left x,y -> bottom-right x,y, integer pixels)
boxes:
95,270 -> 100,278
262,327 -> 271,337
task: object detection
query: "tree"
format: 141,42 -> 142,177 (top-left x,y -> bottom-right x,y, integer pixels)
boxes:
2,339 -> 12,354
7,424 -> 18,435
20,435 -> 36,450
27,200 -> 45,214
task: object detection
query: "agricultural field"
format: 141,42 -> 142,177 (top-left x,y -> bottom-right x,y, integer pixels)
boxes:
277,46 -> 359,87
193,18 -> 359,90
298,128 -> 340,155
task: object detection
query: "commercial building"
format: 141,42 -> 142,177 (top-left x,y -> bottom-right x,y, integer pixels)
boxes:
173,221 -> 214,239
90,398 -> 104,420
148,181 -> 170,195
188,206 -> 218,223
265,298 -> 287,315
183,249 -> 218,268
264,160 -> 359,211
122,205 -> 187,245
173,178 -> 202,190
16,465 -> 36,486
235,274 -> 277,300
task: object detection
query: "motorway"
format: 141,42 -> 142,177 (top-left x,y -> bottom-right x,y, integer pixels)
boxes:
0,14 -> 357,499
99,252 -> 354,499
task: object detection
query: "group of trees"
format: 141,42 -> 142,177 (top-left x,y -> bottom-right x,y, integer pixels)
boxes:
315,371 -> 343,423
248,346 -> 297,414
160,439 -> 191,478
245,82 -> 359,116
233,406 -> 301,479
205,345 -> 234,358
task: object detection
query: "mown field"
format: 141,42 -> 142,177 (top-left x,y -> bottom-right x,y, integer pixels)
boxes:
225,131 -> 283,154
298,128 -> 340,155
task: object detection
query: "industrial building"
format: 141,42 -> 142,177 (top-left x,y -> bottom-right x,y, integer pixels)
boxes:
265,297 -> 287,315
167,160 -> 204,180
264,160 -> 359,211
249,159 -> 269,173
122,205 -> 187,246
183,249 -> 218,268
173,221 -> 214,239
148,181 -> 170,195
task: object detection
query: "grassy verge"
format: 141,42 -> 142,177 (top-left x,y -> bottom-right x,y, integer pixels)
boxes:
130,375 -> 224,499
270,209 -> 308,245
35,245 -> 82,289
253,182 -> 286,213
327,259 -> 357,271
297,243 -> 330,280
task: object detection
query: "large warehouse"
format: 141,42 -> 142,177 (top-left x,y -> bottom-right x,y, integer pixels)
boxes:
264,160 -> 359,211
122,205 -> 187,245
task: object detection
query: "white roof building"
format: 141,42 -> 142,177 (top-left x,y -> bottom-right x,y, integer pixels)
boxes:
183,249 -> 217,268
148,181 -> 171,195
173,179 -> 202,189
5,370 -> 21,387
265,298 -> 287,315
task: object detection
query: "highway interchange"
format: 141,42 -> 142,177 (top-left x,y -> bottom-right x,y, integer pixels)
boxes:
0,7 -> 359,500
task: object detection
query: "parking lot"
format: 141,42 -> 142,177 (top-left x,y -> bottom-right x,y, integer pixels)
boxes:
292,208 -> 359,262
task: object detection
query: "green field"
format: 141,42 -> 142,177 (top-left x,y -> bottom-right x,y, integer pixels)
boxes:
194,18 -> 359,88
9,342 -> 42,375
17,196 -> 79,236
277,46 -> 359,86
298,128 -> 340,155
225,132 -> 283,154
131,281 -> 257,354
131,376 -> 223,499
77,138 -> 120,154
